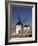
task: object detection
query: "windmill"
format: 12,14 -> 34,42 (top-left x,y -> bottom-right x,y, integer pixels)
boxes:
23,17 -> 31,35
16,14 -> 23,34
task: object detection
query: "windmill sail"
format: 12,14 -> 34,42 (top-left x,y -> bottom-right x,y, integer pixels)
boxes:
17,14 -> 21,21
23,17 -> 29,23
23,18 -> 28,23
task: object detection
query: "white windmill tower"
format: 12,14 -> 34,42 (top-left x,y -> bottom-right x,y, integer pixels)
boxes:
16,14 -> 23,34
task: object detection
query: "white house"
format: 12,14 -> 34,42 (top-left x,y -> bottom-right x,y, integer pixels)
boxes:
16,21 -> 23,34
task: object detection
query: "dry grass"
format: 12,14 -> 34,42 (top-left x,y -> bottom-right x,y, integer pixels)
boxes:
10,28 -> 32,38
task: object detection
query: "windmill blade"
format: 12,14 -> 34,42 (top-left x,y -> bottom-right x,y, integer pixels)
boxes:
23,17 -> 29,23
17,14 -> 21,21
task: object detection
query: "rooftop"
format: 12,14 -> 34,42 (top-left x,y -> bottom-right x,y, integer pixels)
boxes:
24,25 -> 30,27
16,21 -> 23,25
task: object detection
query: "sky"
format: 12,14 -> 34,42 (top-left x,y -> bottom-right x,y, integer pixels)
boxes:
10,5 -> 32,28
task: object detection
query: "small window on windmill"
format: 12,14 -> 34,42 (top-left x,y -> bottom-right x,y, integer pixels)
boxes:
19,30 -> 20,34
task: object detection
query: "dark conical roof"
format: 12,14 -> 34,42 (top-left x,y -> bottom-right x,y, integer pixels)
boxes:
24,25 -> 30,27
16,21 -> 23,25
